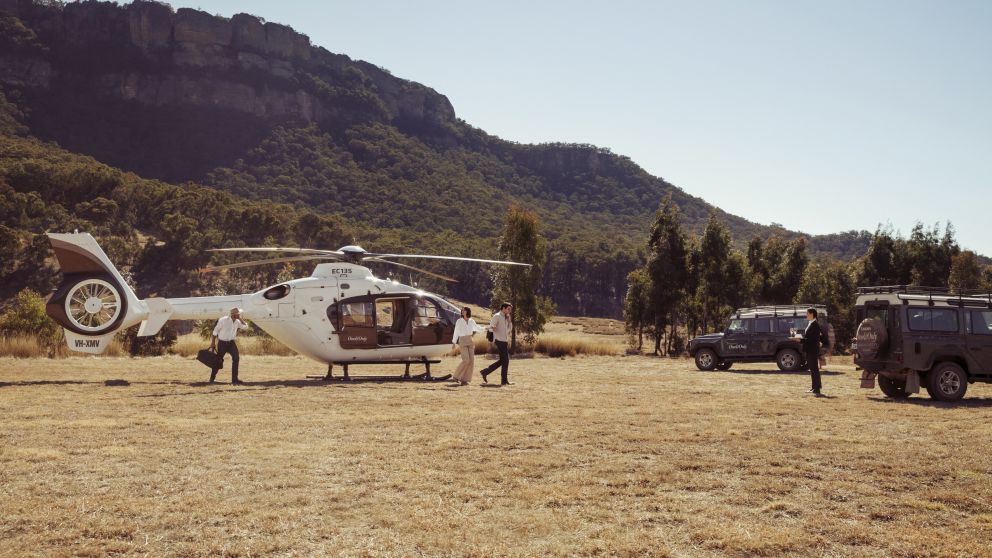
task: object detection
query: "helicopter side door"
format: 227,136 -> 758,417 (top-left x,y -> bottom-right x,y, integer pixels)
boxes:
334,297 -> 376,349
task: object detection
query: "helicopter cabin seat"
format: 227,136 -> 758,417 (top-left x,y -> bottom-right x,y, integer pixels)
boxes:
375,298 -> 414,346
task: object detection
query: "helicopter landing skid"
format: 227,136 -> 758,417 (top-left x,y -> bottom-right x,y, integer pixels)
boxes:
307,360 -> 447,382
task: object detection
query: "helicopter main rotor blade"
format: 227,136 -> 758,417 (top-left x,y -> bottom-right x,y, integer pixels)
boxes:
364,253 -> 532,267
201,255 -> 339,273
207,247 -> 344,256
364,257 -> 459,283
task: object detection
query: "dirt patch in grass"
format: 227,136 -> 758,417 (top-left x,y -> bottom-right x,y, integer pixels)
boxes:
2,355 -> 991,556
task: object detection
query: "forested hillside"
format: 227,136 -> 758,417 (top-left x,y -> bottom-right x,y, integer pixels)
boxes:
0,0 -> 891,318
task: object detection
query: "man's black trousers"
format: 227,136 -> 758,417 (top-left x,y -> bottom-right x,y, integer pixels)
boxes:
806,350 -> 821,392
482,340 -> 510,384
211,340 -> 240,383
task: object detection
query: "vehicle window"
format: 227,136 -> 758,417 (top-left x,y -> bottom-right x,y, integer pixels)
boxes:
777,317 -> 807,334
341,301 -> 374,328
908,308 -> 959,333
933,309 -> 958,332
865,306 -> 888,326
727,319 -> 747,334
754,318 -> 772,333
969,311 -> 992,335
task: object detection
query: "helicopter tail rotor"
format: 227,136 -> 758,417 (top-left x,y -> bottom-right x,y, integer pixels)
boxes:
46,233 -> 162,354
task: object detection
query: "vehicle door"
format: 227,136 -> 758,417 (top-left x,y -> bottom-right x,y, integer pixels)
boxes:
720,318 -> 751,358
749,318 -> 776,356
333,297 -> 376,349
906,306 -> 961,369
966,310 -> 992,371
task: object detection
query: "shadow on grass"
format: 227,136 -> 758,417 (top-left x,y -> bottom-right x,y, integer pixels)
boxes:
0,380 -> 98,388
707,368 -> 844,376
865,395 -> 992,408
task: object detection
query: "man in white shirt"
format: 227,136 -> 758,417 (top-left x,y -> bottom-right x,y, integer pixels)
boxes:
210,307 -> 249,384
480,303 -> 513,385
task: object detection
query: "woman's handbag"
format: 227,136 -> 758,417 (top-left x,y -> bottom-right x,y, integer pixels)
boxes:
486,330 -> 494,342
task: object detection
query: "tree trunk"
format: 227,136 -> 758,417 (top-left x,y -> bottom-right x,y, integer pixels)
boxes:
510,288 -> 518,353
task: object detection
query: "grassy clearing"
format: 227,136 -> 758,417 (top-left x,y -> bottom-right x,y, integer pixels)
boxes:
450,335 -> 622,358
2,355 -> 991,556
549,315 -> 626,336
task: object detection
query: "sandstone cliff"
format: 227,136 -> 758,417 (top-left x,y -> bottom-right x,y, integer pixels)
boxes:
0,0 -> 455,129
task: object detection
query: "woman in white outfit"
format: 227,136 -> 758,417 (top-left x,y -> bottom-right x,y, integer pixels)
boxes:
452,307 -> 480,386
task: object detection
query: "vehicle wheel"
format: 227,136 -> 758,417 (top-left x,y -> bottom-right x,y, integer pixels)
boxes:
925,362 -> 968,402
715,361 -> 733,371
877,375 -> 910,399
695,348 -> 718,371
776,348 -> 801,371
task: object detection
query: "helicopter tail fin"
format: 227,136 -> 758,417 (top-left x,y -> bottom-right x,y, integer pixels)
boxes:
46,233 -> 159,354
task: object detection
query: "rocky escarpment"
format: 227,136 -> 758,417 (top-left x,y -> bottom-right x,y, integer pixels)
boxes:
0,0 -> 455,129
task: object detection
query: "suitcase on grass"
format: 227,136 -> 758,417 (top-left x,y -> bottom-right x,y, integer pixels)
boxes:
196,348 -> 222,370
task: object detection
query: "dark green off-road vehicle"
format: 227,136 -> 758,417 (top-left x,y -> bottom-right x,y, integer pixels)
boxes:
688,305 -> 829,371
855,286 -> 992,401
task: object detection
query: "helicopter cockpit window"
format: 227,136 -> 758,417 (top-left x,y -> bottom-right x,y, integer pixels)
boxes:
263,284 -> 290,301
341,301 -> 374,328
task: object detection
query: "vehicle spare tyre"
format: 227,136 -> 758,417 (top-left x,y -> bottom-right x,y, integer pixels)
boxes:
855,318 -> 888,360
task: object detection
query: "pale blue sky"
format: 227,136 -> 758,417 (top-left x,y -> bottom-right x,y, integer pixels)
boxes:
171,0 -> 992,254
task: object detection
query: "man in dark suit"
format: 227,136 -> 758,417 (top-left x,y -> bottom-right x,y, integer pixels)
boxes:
802,308 -> 825,396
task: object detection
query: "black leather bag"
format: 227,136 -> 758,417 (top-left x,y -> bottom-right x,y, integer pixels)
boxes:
196,348 -> 222,369
486,330 -> 494,342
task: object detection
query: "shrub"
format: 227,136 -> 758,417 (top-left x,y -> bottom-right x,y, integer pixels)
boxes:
0,288 -> 62,353
121,324 -> 177,356
533,336 -> 619,357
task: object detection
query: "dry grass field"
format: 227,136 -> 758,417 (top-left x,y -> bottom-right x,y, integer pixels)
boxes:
2,353 -> 992,557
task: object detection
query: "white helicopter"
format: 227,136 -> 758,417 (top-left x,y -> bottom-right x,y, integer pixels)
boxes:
45,233 -> 528,380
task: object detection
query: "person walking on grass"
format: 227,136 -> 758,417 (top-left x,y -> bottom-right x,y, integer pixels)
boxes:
451,307 -> 481,386
480,303 -> 513,386
800,307 -> 827,397
210,307 -> 248,384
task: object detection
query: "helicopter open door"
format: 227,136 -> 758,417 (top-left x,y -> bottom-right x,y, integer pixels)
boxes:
412,297 -> 454,346
334,298 -> 376,349
374,297 -> 414,346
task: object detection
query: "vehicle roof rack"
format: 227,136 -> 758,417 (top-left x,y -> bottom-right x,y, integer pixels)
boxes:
733,304 -> 827,319
857,285 -> 992,296
858,285 -> 992,309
